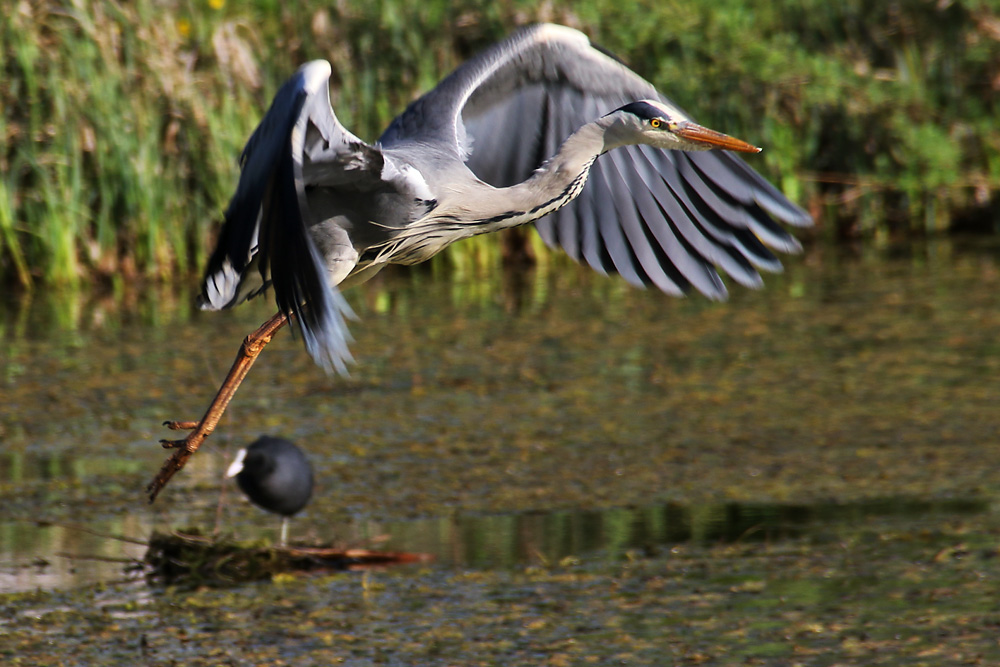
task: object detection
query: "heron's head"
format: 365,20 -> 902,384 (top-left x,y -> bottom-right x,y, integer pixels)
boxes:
604,100 -> 761,154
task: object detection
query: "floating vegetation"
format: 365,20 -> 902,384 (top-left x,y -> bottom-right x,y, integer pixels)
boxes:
144,530 -> 432,586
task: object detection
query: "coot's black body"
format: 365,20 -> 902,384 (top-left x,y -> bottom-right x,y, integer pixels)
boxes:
227,436 -> 313,517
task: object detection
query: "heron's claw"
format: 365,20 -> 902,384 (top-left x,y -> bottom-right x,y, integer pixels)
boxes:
160,438 -> 189,450
163,420 -> 199,430
149,427 -> 211,502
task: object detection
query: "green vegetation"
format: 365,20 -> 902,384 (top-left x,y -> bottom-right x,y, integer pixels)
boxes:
2,0 -> 999,288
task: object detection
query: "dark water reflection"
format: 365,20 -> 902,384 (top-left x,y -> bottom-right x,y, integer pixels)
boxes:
2,451 -> 987,590
2,238 -> 1000,591
374,495 -> 989,569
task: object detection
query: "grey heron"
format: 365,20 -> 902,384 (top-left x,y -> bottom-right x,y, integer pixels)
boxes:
147,24 -> 811,501
226,436 -> 314,547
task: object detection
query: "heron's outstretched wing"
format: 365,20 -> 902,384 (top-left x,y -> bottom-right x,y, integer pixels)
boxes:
380,24 -> 811,298
199,61 -> 379,373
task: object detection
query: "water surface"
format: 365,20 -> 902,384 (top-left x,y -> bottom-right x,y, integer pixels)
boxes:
2,239 -> 1000,594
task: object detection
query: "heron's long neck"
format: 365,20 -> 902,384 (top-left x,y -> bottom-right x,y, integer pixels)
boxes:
470,120 -> 610,230
375,120 -> 613,266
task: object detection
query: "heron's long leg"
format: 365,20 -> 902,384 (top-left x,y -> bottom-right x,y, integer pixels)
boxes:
146,310 -> 289,503
164,420 -> 200,430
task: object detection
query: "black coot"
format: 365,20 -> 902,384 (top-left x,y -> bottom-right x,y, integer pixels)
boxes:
226,436 -> 313,545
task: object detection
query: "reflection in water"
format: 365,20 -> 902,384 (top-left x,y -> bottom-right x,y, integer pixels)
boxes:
373,496 -> 988,569
0,520 -> 148,593
0,450 -> 147,482
0,493 -> 987,592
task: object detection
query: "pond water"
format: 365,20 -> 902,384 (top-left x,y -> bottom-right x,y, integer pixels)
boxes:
2,238 -> 999,593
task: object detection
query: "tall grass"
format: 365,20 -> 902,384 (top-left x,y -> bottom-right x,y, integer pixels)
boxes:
2,0 -> 999,289
1,0 -> 267,288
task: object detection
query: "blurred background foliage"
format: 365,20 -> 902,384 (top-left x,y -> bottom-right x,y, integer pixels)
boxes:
2,0 -> 999,289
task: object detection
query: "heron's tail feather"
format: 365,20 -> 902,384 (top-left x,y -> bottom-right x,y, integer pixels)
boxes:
259,141 -> 355,375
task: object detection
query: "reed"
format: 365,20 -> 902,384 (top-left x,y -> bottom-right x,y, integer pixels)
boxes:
1,0 -> 998,288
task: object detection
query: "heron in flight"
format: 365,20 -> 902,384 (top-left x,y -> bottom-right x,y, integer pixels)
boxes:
147,24 -> 810,500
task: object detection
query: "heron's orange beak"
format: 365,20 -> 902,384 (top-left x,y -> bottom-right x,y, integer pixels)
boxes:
673,122 -> 762,153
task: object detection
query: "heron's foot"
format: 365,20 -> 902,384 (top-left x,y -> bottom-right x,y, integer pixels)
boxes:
163,420 -> 199,431
147,429 -> 209,502
159,423 -> 209,451
160,438 -> 193,450
146,445 -> 196,503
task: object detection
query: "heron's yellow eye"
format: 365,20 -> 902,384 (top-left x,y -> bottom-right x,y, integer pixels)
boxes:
650,118 -> 662,129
